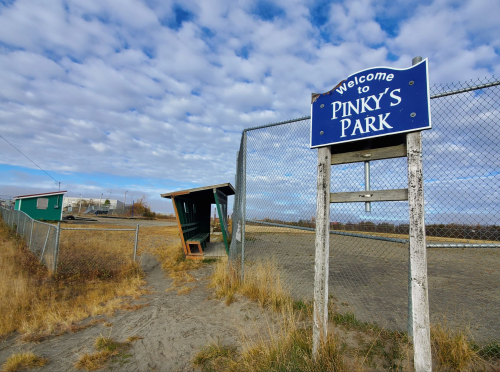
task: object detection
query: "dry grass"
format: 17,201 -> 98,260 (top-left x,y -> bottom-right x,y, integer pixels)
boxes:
1,352 -> 48,372
194,306 -> 349,372
210,258 -> 293,311
206,259 -> 417,371
75,334 -> 142,370
0,220 -> 147,341
431,323 -> 490,371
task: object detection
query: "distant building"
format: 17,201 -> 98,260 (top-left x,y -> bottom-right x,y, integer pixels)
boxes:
63,197 -> 124,210
0,198 -> 14,209
14,191 -> 66,221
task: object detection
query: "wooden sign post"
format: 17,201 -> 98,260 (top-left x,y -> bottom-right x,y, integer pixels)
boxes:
406,56 -> 432,371
312,146 -> 331,357
312,57 -> 432,371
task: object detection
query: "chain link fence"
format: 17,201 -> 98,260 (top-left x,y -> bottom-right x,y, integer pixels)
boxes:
1,207 -> 139,276
230,76 -> 500,355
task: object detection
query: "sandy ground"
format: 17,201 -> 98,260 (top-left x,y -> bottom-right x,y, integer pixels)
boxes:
245,231 -> 500,343
0,243 -> 275,371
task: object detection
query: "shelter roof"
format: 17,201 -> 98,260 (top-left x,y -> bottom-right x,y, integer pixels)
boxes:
161,183 -> 235,203
14,191 -> 67,200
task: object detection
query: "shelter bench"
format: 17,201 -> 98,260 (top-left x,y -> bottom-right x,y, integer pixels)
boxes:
183,221 -> 209,255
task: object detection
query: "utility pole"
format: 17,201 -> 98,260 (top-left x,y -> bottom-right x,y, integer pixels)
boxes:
99,193 -> 103,209
79,194 -> 82,213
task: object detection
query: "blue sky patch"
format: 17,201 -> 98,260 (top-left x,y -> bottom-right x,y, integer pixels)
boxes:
252,1 -> 285,21
163,5 -> 194,30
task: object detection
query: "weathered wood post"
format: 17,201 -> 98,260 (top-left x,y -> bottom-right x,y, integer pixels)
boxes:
312,145 -> 331,357
407,56 -> 432,372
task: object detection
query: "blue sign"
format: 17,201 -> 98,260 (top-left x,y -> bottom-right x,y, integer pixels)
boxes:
310,59 -> 431,148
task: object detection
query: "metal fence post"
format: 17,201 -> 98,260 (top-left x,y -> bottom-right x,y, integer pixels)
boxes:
240,131 -> 247,282
133,224 -> 139,262
40,227 -> 50,264
29,219 -> 34,252
53,222 -> 61,273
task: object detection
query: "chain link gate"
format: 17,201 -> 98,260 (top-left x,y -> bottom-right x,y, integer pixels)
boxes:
229,76 -> 500,358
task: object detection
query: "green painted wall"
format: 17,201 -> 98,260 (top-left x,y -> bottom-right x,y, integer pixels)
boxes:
15,194 -> 64,221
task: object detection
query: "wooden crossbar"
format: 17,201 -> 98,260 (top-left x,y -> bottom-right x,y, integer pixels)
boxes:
330,189 -> 408,203
331,144 -> 407,165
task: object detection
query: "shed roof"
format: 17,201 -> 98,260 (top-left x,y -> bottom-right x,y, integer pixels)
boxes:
161,183 -> 235,203
14,191 -> 67,200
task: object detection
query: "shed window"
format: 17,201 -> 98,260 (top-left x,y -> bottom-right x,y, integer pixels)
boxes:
184,202 -> 189,213
37,198 -> 49,210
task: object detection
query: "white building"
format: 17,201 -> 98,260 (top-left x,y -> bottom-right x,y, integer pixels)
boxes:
63,197 -> 124,210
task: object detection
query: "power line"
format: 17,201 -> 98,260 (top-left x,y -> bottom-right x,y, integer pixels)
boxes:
0,134 -> 60,185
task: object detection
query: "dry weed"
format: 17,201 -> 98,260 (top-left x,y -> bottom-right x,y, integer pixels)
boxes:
75,336 -> 131,370
1,352 -> 48,372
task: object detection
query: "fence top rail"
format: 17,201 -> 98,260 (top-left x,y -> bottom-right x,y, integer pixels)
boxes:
32,220 -> 58,228
1,207 -> 55,227
60,228 -> 136,231
241,79 -> 500,133
427,243 -> 500,248
247,220 -> 500,248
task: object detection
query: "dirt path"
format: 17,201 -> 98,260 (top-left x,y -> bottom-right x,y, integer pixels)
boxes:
0,253 -> 275,371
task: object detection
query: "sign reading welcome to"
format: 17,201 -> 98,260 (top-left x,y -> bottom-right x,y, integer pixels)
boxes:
310,59 -> 431,148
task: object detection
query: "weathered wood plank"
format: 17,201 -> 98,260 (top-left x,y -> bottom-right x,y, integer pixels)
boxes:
331,144 -> 407,165
313,146 -> 331,359
330,189 -> 408,203
186,233 -> 210,243
407,129 -> 432,372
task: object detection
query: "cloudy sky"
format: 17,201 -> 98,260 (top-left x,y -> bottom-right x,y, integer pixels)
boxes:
0,0 -> 499,213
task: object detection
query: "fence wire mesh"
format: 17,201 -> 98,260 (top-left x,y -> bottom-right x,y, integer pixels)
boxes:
229,76 -> 500,357
57,229 -> 136,276
1,208 -> 139,277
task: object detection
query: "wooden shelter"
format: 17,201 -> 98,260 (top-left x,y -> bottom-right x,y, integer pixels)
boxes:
14,191 -> 67,221
161,183 -> 235,260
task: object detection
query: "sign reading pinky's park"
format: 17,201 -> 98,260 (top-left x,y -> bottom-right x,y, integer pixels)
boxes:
310,59 -> 431,148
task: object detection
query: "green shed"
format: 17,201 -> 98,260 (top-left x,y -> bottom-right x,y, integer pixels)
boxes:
14,191 -> 67,221
161,183 -> 235,260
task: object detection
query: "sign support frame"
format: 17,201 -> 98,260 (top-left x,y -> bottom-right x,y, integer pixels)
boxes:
312,56 -> 432,371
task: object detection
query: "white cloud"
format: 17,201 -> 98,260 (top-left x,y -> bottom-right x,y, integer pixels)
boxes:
0,0 -> 498,210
